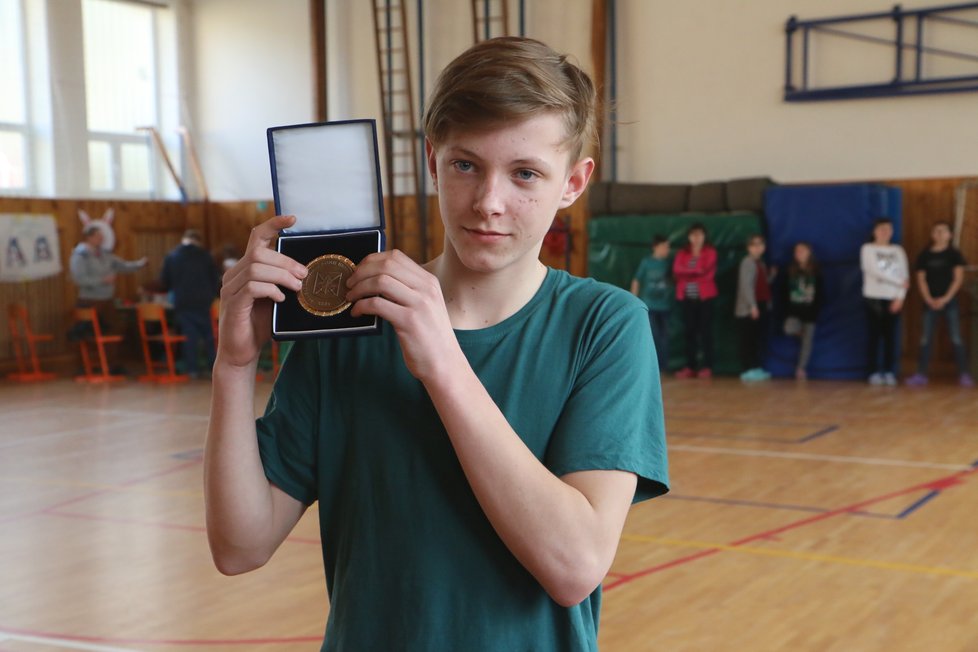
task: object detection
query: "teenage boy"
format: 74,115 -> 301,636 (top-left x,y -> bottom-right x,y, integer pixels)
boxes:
905,221 -> 974,387
205,37 -> 668,651
631,234 -> 672,370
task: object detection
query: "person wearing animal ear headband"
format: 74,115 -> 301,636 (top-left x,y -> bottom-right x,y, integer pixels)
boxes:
69,222 -> 148,337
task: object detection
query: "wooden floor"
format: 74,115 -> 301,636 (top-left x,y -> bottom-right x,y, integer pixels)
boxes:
0,376 -> 976,651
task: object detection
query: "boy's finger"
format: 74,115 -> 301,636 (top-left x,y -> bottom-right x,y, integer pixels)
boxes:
247,215 -> 296,251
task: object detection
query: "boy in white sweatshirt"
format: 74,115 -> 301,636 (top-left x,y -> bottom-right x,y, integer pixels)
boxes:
860,218 -> 909,385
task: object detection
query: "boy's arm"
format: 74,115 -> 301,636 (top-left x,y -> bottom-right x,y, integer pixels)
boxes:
111,254 -> 147,274
204,215 -> 310,575
347,252 -> 640,607
737,258 -> 757,312
630,278 -> 639,296
942,264 -> 965,304
916,269 -> 933,307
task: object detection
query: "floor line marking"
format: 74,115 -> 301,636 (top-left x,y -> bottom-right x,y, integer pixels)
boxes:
0,631 -> 141,652
0,417 -> 166,450
607,465 -> 978,591
668,444 -> 970,471
0,460 -> 202,526
619,534 -> 978,580
42,509 -> 321,546
0,627 -> 322,647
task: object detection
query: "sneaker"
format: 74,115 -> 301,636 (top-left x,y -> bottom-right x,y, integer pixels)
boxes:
868,373 -> 884,386
795,368 -> 807,381
740,368 -> 767,382
960,374 -> 975,388
697,368 -> 713,380
904,373 -> 928,387
883,372 -> 897,386
675,367 -> 695,379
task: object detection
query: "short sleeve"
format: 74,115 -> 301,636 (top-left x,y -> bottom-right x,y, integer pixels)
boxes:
255,339 -> 321,505
915,249 -> 927,271
545,295 -> 668,503
954,249 -> 967,267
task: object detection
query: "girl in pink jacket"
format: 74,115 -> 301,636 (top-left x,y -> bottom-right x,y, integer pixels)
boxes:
672,223 -> 718,378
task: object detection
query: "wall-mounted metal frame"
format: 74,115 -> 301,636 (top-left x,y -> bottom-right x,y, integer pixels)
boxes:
785,2 -> 978,102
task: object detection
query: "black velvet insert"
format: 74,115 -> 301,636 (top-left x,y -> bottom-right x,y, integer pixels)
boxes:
273,230 -> 384,340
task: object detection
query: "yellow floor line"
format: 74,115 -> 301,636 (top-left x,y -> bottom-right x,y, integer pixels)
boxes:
621,534 -> 978,580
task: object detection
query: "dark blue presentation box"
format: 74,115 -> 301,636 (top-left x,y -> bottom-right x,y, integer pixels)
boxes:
267,119 -> 387,340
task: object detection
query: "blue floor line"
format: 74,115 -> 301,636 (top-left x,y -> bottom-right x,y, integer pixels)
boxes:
896,490 -> 941,519
797,424 -> 840,443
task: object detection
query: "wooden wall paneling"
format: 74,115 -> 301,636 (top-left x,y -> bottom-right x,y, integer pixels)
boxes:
884,177 -> 975,375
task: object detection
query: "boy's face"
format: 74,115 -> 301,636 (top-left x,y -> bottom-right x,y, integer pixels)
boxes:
748,238 -> 765,257
873,222 -> 893,244
932,224 -> 951,247
426,113 -> 593,276
652,241 -> 669,258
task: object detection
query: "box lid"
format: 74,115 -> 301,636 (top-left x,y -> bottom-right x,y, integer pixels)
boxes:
268,119 -> 385,234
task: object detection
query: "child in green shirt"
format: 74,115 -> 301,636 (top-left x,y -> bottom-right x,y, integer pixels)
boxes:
631,234 -> 672,370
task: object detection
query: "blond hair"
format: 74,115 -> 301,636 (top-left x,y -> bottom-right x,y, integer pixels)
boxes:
423,37 -> 598,162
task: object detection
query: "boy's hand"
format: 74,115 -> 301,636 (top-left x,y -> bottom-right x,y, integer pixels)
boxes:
889,298 -> 904,314
750,306 -> 759,320
346,250 -> 459,382
217,215 -> 307,369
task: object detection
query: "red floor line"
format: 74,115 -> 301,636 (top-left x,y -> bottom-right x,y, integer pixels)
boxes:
0,460 -> 202,527
606,465 -> 978,592
603,549 -> 722,591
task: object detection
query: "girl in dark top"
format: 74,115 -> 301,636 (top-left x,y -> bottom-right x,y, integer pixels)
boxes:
905,221 -> 973,387
672,223 -> 717,379
783,242 -> 823,380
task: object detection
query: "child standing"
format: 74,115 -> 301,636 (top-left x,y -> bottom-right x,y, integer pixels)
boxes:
735,234 -> 774,381
631,235 -> 672,370
860,218 -> 909,386
783,242 -> 822,380
905,221 -> 974,387
205,37 -> 668,650
673,223 -> 717,379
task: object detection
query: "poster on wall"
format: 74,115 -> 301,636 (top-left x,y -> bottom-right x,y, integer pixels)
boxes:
0,214 -> 62,282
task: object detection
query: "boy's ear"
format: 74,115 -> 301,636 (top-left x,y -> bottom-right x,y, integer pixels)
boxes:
425,138 -> 438,191
559,157 -> 595,209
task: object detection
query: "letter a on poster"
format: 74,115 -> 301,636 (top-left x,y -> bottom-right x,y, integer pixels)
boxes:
0,214 -> 62,282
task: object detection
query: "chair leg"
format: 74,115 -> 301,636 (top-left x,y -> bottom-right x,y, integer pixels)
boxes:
138,336 -> 157,382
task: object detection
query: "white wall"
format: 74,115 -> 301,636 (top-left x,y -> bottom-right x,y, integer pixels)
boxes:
615,0 -> 978,183
190,0 -> 978,198
192,0 -> 313,200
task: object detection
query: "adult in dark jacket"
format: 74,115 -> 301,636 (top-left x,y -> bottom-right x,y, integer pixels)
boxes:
161,229 -> 220,378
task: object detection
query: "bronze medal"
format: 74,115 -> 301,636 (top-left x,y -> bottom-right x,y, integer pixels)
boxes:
297,254 -> 357,316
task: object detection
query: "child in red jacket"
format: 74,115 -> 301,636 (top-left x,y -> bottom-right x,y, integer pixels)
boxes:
672,223 -> 717,378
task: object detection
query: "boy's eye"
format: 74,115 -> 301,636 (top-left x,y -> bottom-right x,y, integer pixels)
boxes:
515,169 -> 537,181
452,160 -> 474,173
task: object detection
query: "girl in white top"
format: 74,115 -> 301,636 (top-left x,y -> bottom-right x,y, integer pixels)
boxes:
860,218 -> 909,385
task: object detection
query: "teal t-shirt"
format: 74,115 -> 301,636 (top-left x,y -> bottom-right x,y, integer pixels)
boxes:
633,256 -> 671,312
256,268 -> 669,651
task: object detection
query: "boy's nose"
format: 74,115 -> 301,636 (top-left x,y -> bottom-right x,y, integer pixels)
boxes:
473,175 -> 505,218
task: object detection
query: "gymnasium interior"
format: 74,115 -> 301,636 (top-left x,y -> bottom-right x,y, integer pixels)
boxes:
1,1 -> 977,650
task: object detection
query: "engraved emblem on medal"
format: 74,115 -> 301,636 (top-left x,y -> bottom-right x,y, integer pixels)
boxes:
298,254 -> 357,316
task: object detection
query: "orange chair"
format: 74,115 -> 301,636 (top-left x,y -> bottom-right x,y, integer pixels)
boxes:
7,304 -> 56,381
210,298 -> 220,343
136,303 -> 189,383
74,307 -> 126,383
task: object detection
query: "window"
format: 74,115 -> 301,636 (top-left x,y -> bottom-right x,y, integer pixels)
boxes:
82,0 -> 164,196
0,0 -> 29,192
